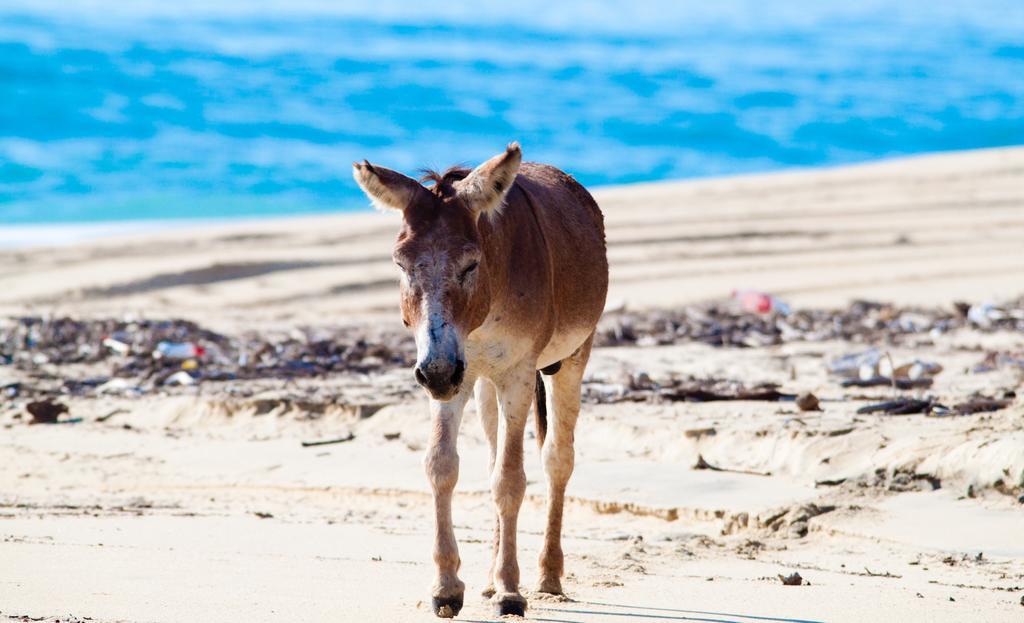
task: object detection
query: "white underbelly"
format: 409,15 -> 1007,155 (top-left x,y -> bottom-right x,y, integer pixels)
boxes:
466,318 -> 593,377
537,325 -> 592,369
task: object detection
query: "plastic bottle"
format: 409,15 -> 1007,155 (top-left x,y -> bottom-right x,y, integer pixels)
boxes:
154,341 -> 205,360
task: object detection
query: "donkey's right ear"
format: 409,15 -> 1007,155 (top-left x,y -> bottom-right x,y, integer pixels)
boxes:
352,160 -> 428,212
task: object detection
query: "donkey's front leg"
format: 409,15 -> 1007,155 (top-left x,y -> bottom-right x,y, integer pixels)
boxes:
425,390 -> 471,618
490,362 -> 534,616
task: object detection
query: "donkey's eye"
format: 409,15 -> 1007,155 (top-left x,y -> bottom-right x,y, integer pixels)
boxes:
458,261 -> 479,284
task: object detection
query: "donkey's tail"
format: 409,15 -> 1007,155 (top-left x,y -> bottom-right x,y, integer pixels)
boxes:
533,370 -> 547,450
533,361 -> 562,450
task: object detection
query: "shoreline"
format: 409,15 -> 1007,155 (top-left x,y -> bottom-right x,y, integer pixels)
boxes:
5,145 -> 1022,250
0,212 -> 367,250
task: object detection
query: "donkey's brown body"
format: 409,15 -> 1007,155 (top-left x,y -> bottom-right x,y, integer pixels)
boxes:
466,162 -> 607,376
353,144 -> 608,617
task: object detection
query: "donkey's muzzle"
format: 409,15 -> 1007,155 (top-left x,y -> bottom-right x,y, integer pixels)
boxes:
414,357 -> 466,399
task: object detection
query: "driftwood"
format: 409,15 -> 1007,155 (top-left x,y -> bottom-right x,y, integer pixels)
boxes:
300,433 -> 355,447
857,396 -> 1013,416
953,398 -> 1012,415
857,399 -> 935,415
694,454 -> 771,477
662,385 -> 795,403
841,377 -> 932,390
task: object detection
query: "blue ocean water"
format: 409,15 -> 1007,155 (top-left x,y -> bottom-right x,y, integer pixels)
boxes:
1,0 -> 1022,225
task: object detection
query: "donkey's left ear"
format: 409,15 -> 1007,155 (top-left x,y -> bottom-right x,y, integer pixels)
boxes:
454,142 -> 522,216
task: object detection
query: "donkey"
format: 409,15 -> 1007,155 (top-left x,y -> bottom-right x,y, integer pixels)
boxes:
353,143 -> 608,618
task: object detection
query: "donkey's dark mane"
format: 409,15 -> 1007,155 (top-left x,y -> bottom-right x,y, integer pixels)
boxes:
419,166 -> 470,198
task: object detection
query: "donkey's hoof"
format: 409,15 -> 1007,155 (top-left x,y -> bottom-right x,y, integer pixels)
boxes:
536,577 -> 564,595
493,593 -> 527,617
431,595 -> 463,618
481,584 -> 496,599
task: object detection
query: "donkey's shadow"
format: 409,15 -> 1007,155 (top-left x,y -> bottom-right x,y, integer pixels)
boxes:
461,597 -> 827,623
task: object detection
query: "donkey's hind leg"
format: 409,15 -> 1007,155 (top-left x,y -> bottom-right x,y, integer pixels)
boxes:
537,332 -> 594,595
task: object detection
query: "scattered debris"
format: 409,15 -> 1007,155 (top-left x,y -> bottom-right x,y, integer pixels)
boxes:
756,504 -> 836,538
795,392 -> 820,411
0,315 -> 417,399
815,477 -> 847,487
732,289 -> 790,315
857,399 -> 936,415
596,297 -> 1019,350
4,297 -> 1023,402
2,292 -> 1022,451
301,432 -> 356,447
163,370 -> 197,387
26,399 -> 68,424
694,454 -> 771,477
973,351 -> 1024,373
830,349 -> 942,390
630,371 -> 654,389
863,568 -> 901,578
825,427 -> 854,437
96,408 -> 128,423
684,427 -> 717,440
828,348 -> 883,379
888,468 -> 941,492
966,302 -> 1009,329
778,572 -> 804,586
353,404 -> 388,419
102,336 -> 131,355
97,377 -> 143,395
841,377 -> 933,390
734,539 -> 765,557
153,341 -> 205,360
660,381 -> 794,403
953,396 -> 1013,415
856,394 -> 1014,416
583,376 -> 794,405
887,359 -> 942,380
865,355 -> 944,381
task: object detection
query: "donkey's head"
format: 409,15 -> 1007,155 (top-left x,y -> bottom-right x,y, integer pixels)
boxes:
352,143 -> 522,401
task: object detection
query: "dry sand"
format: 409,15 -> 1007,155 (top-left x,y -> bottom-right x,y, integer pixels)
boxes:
2,147 -> 1024,622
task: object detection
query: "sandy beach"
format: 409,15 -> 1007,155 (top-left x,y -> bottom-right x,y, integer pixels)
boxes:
2,147 -> 1024,622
